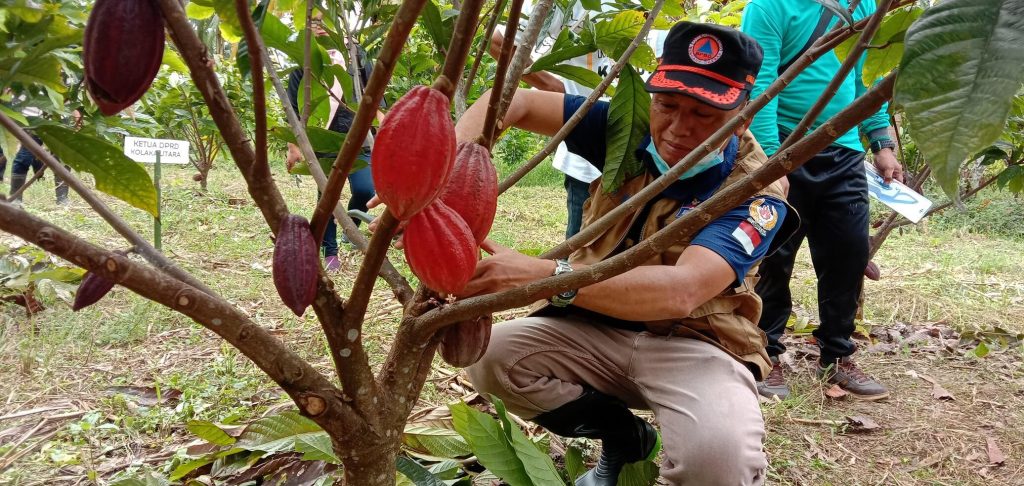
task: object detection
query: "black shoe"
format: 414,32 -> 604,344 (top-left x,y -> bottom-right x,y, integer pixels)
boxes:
533,389 -> 661,486
55,181 -> 70,206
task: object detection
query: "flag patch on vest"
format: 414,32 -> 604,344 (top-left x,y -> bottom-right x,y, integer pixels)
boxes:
732,220 -> 762,255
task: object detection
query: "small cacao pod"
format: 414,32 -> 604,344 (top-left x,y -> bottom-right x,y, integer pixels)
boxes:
403,201 -> 477,295
440,142 -> 498,244
372,85 -> 456,220
864,260 -> 881,281
439,314 -> 493,368
273,214 -> 319,316
73,271 -> 116,311
84,0 -> 165,115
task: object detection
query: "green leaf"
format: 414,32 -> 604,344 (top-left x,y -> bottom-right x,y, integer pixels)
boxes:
403,425 -> 473,458
602,65 -> 650,193
895,0 -> 1024,198
580,0 -> 601,11
970,341 -> 990,358
235,411 -> 339,463
545,64 -> 604,92
268,125 -> 347,153
162,48 -> 189,74
420,0 -> 452,54
28,266 -> 84,284
185,2 -> 216,19
396,456 -> 448,486
35,126 -> 158,216
449,402 -> 532,486
108,473 -> 170,486
565,444 -> 585,482
492,398 -> 562,485
0,54 -> 64,92
835,8 -> 923,85
530,28 -> 599,74
617,460 -> 660,486
595,11 -> 647,60
811,0 -> 854,25
186,420 -> 237,446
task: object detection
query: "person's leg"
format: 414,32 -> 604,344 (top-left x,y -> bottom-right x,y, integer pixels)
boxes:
0,149 -> 7,182
346,155 -> 375,220
635,335 -> 767,485
315,190 -> 340,270
564,175 -> 590,239
54,165 -> 69,205
10,145 -> 35,203
804,148 -> 887,399
467,316 -> 656,485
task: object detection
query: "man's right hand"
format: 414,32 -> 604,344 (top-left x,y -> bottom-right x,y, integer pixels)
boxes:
285,143 -> 302,172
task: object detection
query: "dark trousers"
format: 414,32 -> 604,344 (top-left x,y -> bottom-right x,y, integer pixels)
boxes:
564,175 -> 590,239
755,144 -> 869,364
320,159 -> 375,257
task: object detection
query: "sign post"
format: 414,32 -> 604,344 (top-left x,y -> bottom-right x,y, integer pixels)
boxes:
123,137 -> 190,251
154,150 -> 162,250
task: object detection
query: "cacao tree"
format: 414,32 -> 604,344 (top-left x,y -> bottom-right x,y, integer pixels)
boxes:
1,0 -> 1023,484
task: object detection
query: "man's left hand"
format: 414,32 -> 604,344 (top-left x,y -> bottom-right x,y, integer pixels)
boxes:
458,240 -> 556,298
873,148 -> 903,184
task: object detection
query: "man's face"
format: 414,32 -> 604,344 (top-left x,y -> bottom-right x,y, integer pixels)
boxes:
648,92 -> 745,165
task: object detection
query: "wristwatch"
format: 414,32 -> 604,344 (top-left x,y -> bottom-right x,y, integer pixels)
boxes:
549,259 -> 578,307
870,139 -> 896,154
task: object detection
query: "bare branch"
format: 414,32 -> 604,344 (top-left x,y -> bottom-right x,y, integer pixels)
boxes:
493,0 -> 554,125
157,0 -> 290,233
777,0 -> 895,152
302,0 -> 314,124
0,112 -> 217,298
498,0 -> 666,193
414,73 -> 897,336
236,0 -> 268,174
264,54 -> 415,305
310,0 -> 430,247
481,0 -> 525,148
538,18 -> 861,261
0,203 -> 353,429
436,0 -> 487,100
462,0 -> 506,104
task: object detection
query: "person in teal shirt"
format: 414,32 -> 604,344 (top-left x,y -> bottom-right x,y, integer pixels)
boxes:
741,0 -> 902,401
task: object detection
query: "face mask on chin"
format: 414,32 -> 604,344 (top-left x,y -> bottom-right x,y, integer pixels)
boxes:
646,139 -> 724,181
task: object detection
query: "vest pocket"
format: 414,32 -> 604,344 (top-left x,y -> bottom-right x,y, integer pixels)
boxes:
685,297 -> 766,357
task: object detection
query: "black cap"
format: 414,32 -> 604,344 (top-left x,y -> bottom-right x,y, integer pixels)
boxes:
645,22 -> 764,110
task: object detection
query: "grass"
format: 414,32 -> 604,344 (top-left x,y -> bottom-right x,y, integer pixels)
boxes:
1,157 -> 1023,484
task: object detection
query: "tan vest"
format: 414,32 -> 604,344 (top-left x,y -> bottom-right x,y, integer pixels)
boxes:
540,131 -> 788,380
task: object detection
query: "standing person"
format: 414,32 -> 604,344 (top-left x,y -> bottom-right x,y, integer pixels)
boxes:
8,106 -> 73,206
450,23 -> 792,485
285,14 -> 382,271
487,1 -> 611,238
741,0 -> 902,400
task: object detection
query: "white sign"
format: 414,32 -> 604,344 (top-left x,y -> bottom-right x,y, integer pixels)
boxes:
865,161 -> 933,223
124,137 -> 190,164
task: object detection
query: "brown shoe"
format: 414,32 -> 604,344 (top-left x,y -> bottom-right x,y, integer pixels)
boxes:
818,357 -> 889,401
756,357 -> 790,400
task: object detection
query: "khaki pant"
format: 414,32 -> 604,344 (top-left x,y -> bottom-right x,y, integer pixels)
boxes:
466,315 -> 767,486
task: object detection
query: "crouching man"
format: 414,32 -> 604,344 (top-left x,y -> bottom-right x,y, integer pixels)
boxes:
456,22 -> 796,485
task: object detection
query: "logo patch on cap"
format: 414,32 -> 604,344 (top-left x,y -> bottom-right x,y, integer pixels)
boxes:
688,34 -> 722,65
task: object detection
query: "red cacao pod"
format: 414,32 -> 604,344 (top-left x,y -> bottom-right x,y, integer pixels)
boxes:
864,260 -> 881,281
84,0 -> 165,115
372,85 -> 456,220
440,142 -> 498,244
72,271 -> 116,311
273,214 -> 319,316
403,201 -> 477,295
439,314 -> 493,368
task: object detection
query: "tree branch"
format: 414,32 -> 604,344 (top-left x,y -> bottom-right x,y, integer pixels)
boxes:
492,0 -> 554,127
461,0 -> 506,105
309,0 -> 430,247
302,0 -> 314,124
0,112 -> 217,298
0,203 -> 356,431
777,0 -> 894,152
481,0 -> 524,148
264,53 -> 415,305
538,21 -> 859,261
497,0 -> 666,193
236,0 -> 268,175
436,0 -> 487,100
157,0 -> 290,234
413,73 -> 897,336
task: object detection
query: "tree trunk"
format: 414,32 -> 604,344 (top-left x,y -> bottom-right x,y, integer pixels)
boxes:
336,437 -> 400,486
